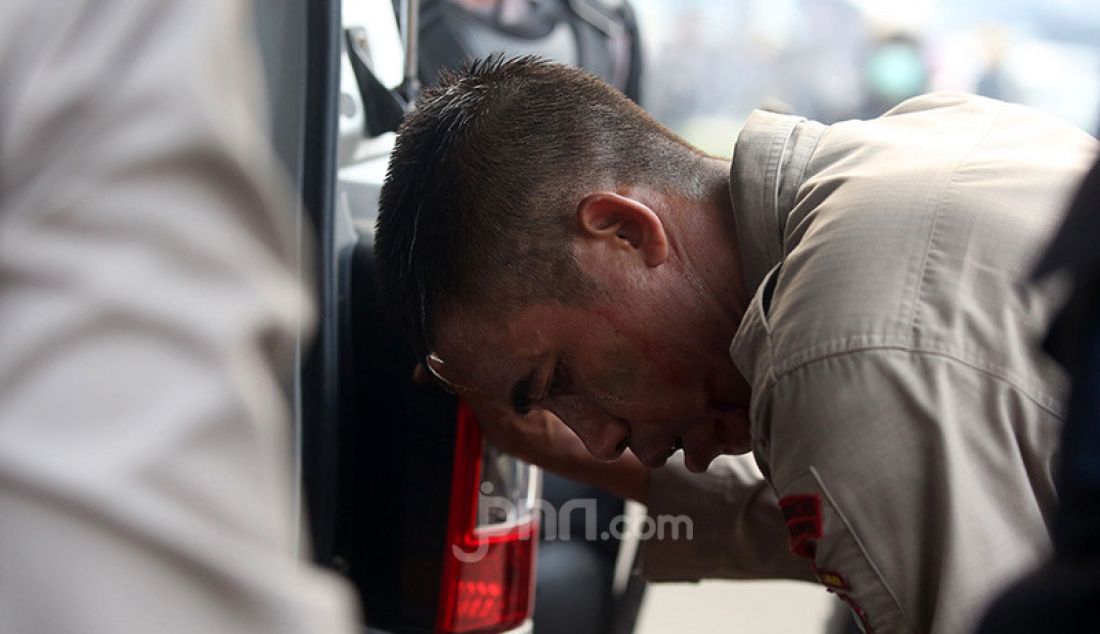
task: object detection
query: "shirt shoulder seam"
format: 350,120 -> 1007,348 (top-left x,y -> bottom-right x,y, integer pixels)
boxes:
770,344 -> 1063,420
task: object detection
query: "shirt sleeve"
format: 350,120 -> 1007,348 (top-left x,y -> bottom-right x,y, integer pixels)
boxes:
0,2 -> 358,632
641,453 -> 815,583
756,349 -> 1062,634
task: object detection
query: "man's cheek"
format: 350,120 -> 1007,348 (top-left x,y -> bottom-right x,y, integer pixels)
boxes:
589,373 -> 635,407
589,352 -> 645,404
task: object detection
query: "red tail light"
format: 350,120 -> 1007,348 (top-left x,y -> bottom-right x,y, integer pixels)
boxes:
437,402 -> 539,634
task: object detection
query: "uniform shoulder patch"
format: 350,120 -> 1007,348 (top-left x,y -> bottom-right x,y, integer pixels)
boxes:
777,493 -> 822,560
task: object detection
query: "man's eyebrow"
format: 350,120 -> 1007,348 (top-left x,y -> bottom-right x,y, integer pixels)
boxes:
510,368 -> 538,416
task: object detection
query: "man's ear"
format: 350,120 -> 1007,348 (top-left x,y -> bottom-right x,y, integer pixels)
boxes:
576,192 -> 669,267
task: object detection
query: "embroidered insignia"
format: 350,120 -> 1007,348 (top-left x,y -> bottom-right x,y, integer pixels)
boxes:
779,495 -> 819,522
812,566 -> 850,592
777,493 -> 822,560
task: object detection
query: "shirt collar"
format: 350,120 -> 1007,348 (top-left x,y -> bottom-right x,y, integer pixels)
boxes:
727,109 -> 827,383
728,109 -> 827,293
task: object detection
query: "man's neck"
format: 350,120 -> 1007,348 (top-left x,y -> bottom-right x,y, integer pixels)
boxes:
685,158 -> 750,340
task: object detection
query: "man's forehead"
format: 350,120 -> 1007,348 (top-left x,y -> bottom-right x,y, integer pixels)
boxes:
432,303 -> 553,398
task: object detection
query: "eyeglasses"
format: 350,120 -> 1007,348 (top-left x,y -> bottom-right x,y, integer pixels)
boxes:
424,352 -> 459,394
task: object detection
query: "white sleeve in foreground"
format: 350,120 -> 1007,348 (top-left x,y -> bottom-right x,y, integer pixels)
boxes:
0,1 -> 358,631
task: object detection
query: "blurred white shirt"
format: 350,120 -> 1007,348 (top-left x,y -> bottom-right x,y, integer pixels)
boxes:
0,1 -> 359,631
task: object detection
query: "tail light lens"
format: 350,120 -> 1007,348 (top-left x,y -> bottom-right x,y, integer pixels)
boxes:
437,402 -> 540,633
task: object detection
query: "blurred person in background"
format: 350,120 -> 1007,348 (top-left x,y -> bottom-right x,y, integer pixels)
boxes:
0,1 -> 357,631
857,32 -> 929,118
634,0 -> 1100,154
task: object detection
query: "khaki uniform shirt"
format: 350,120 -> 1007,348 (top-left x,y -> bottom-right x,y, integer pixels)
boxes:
0,1 -> 358,631
644,93 -> 1097,633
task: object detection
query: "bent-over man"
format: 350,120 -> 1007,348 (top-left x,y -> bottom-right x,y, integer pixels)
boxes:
375,56 -> 1097,633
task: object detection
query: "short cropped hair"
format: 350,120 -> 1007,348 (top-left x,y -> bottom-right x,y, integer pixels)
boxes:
375,55 -> 706,360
